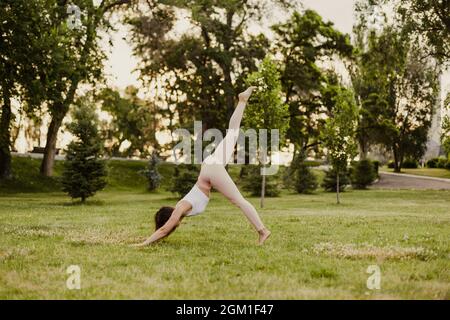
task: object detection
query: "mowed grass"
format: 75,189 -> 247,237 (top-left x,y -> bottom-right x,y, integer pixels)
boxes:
1,188 -> 449,299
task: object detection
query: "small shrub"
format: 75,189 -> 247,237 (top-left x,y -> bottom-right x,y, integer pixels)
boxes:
242,165 -> 281,197
321,167 -> 350,192
169,164 -> 199,198
140,151 -> 161,191
445,160 -> 450,170
426,158 -> 438,168
285,155 -> 318,194
294,163 -> 318,194
387,161 -> 395,169
402,159 -> 418,169
351,160 -> 376,189
437,157 -> 448,169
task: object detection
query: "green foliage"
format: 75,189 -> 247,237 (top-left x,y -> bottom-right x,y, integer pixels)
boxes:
242,56 -> 289,203
285,153 -> 318,194
372,160 -> 380,175
0,0 -> 50,179
272,10 -> 353,157
352,7 -> 440,172
437,157 -> 449,169
61,104 -> 107,202
395,0 -> 450,65
321,87 -> 359,171
140,151 -> 162,191
321,86 -> 358,202
321,167 -> 350,192
244,56 -> 289,149
241,166 -> 281,197
127,0 -> 277,134
294,163 -> 318,194
169,164 -> 199,198
402,159 -> 419,169
351,160 -> 376,189
426,158 -> 439,168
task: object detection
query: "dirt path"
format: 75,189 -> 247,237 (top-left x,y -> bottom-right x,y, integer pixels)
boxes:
372,172 -> 450,190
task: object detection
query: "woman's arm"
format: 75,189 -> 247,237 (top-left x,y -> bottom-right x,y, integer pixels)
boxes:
132,201 -> 191,247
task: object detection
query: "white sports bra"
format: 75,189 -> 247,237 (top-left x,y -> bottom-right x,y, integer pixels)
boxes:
181,184 -> 210,216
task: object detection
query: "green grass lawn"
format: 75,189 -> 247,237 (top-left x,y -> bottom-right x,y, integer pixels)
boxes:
380,167 -> 450,179
1,189 -> 449,299
0,157 -> 449,299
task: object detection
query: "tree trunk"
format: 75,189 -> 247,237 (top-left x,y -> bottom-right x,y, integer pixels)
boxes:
260,167 -> 266,208
40,109 -> 66,176
0,97 -> 12,180
393,146 -> 401,173
336,169 -> 340,204
359,139 -> 368,160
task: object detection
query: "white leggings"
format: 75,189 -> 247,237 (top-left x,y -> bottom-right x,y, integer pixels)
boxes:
198,101 -> 265,232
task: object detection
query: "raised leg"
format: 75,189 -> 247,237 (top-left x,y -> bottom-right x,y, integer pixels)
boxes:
205,87 -> 256,166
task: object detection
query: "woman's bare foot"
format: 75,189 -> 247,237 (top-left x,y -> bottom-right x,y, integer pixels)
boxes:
238,86 -> 257,102
258,228 -> 271,245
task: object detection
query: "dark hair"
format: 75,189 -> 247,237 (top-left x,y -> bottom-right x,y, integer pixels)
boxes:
154,206 -> 175,230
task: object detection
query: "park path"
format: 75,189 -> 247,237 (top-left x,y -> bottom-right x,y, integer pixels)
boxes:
372,172 -> 450,190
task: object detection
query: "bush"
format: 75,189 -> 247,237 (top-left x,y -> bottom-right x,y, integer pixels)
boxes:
387,161 -> 395,169
61,105 -> 107,202
169,164 -> 199,198
294,163 -> 318,194
445,160 -> 450,170
140,151 -> 161,191
242,165 -> 281,197
321,167 -> 350,192
284,155 -> 318,194
437,157 -> 448,169
402,159 -> 418,168
372,160 -> 380,176
351,160 -> 376,189
426,158 -> 439,168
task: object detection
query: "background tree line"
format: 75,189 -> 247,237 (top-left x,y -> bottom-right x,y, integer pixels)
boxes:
1,0 -> 448,198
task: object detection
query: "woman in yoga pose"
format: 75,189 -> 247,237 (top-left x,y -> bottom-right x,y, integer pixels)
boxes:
134,87 -> 271,246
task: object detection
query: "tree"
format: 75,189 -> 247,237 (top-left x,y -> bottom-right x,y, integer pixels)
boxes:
351,159 -> 377,189
38,0 -> 132,177
0,0 -> 49,179
243,56 -> 289,207
126,0 -> 294,140
321,87 -> 358,204
272,10 -> 353,165
352,7 -> 440,172
62,103 -> 107,202
99,86 -> 160,157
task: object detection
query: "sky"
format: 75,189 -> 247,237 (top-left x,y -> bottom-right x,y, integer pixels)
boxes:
103,0 -> 450,97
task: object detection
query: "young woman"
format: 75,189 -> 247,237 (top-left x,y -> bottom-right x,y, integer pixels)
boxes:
134,87 -> 271,246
